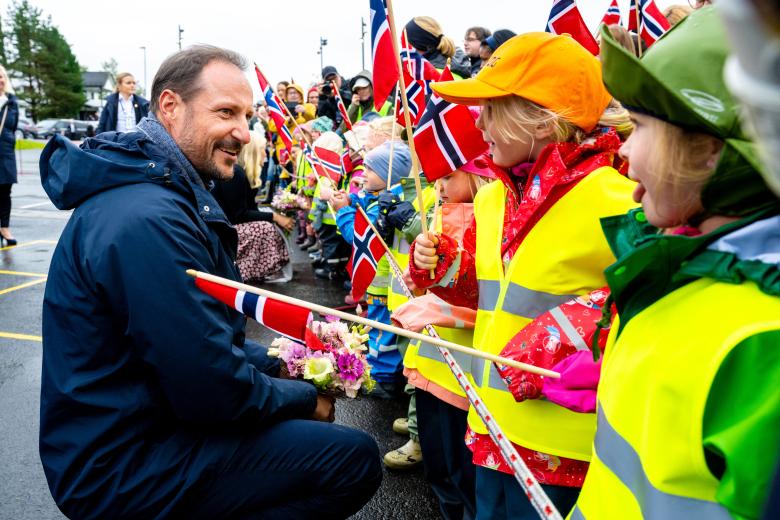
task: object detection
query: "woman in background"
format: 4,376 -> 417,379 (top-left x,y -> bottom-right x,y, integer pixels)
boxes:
96,72 -> 149,134
0,65 -> 18,246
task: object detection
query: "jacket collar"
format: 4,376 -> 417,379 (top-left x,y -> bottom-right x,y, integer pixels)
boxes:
602,206 -> 780,331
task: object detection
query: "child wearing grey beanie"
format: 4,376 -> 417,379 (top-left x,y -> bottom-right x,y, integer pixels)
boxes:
362,140 -> 412,191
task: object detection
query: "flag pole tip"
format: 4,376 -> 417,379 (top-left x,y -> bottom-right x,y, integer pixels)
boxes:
185,269 -> 198,277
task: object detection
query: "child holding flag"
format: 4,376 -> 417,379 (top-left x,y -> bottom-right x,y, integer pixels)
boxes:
392,156 -> 494,518
330,141 -> 412,395
409,32 -> 637,518
572,8 -> 780,519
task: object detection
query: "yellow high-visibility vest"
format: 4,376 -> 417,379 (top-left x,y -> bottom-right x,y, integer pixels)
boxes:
469,167 -> 637,461
570,278 -> 780,519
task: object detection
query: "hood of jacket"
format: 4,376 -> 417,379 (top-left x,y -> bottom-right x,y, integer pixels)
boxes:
40,131 -> 191,211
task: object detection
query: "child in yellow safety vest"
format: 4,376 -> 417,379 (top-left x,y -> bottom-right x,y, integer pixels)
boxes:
390,156 -> 493,518
409,33 -> 637,519
571,8 -> 780,520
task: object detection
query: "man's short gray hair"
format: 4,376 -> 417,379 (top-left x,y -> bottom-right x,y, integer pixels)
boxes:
150,45 -> 247,114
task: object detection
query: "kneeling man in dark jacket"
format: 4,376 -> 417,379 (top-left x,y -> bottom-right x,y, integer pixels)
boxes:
38,45 -> 381,520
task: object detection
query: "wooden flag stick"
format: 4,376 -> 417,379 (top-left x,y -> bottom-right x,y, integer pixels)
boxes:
187,268 -> 559,379
387,88 -> 398,191
385,0 -> 427,233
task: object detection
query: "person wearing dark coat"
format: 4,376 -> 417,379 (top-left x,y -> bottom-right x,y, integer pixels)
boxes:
0,65 -> 18,246
38,46 -> 381,520
96,72 -> 150,134
319,65 -> 353,128
404,16 -> 472,79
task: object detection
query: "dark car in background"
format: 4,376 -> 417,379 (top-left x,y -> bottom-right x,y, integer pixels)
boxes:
40,119 -> 95,141
15,118 -> 39,139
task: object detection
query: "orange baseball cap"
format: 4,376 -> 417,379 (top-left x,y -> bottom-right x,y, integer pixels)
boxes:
431,32 -> 612,132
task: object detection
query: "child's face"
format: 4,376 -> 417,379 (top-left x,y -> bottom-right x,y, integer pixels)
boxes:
477,103 -> 536,168
439,170 -> 474,204
620,112 -> 705,228
363,168 -> 386,192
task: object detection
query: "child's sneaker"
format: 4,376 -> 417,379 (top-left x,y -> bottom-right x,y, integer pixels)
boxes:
392,417 -> 409,435
383,439 -> 423,470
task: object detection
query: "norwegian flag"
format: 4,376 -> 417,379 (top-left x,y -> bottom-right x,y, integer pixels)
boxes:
332,81 -> 353,131
400,30 -> 440,86
369,0 -> 400,111
312,146 -> 343,182
348,207 -> 386,301
545,0 -> 600,56
412,66 -> 488,181
395,71 -> 426,127
341,149 -> 361,175
629,0 -> 671,47
255,65 -> 294,152
601,0 -> 622,26
194,276 -> 313,342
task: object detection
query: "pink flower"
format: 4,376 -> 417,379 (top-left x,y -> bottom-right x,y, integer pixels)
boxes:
337,352 -> 364,381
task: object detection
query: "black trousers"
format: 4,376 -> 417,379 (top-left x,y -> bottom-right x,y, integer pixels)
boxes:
416,388 -> 477,520
0,183 -> 11,227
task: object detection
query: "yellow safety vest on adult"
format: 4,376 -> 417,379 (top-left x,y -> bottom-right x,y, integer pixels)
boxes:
469,167 -> 637,461
570,278 -> 780,519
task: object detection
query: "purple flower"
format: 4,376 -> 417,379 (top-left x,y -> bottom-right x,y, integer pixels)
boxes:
337,352 -> 365,381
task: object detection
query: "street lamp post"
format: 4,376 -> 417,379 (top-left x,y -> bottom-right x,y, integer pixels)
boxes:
360,18 -> 366,70
178,26 -> 184,50
139,46 -> 147,94
318,37 -> 328,71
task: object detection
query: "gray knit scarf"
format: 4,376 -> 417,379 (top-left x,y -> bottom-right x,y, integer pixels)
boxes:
136,114 -> 207,189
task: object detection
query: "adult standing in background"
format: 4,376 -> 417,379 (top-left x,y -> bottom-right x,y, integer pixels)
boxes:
96,72 -> 150,134
463,26 -> 491,77
0,65 -> 18,247
404,16 -> 472,79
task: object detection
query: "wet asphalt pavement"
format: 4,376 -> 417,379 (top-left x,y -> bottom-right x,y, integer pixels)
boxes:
0,147 -> 439,519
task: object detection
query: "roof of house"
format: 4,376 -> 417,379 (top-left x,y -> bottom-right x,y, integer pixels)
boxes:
82,71 -> 112,89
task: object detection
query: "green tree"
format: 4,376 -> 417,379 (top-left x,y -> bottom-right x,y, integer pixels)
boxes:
5,0 -> 84,121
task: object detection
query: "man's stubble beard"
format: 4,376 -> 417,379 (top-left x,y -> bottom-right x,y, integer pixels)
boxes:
177,111 -> 238,183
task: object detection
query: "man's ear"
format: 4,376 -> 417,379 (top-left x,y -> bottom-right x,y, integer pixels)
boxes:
157,89 -> 183,126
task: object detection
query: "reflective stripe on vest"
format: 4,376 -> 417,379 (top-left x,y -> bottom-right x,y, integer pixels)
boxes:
583,407 -> 731,520
549,306 -> 590,352
468,168 -> 638,457
573,278 -> 780,519
416,339 -> 473,369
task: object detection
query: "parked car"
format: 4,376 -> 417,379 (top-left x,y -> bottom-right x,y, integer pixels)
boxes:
35,119 -> 59,138
15,118 -> 39,139
40,119 -> 96,141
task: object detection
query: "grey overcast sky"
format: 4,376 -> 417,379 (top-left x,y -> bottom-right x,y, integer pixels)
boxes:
9,0 -> 680,100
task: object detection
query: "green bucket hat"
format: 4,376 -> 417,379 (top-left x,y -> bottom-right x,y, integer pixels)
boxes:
600,6 -> 777,217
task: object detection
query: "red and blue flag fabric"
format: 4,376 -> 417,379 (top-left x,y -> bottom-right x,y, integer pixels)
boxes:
412,66 -> 488,181
312,146 -> 343,183
395,70 -> 427,127
194,276 -> 312,342
332,81 -> 353,131
369,0 -> 400,111
628,0 -> 671,48
601,0 -> 622,26
341,150 -> 361,175
255,65 -> 294,152
348,207 -> 386,301
545,0 -> 600,56
400,30 -> 440,87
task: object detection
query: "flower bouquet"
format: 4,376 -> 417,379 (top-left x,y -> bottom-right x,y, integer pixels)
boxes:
268,320 -> 376,398
271,189 -> 310,217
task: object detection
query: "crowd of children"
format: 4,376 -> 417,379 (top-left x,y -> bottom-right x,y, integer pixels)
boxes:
248,4 -> 778,519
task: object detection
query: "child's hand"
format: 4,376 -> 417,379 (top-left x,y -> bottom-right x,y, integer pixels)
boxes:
331,191 -> 351,211
413,233 -> 439,270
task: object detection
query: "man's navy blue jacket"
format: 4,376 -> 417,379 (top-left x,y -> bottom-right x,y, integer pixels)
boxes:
38,132 -> 317,518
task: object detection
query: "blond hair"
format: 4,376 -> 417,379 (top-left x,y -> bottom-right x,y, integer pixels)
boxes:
0,65 -> 14,95
480,96 -> 632,147
238,131 -> 268,189
663,4 -> 693,26
647,116 -> 719,216
366,116 -> 402,150
114,72 -> 135,93
413,16 -> 456,58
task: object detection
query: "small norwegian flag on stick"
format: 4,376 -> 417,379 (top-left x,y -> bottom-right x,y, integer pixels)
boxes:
194,276 -> 313,342
412,66 -> 488,181
254,64 -> 294,153
629,0 -> 671,48
347,206 -> 387,301
332,81 -> 353,131
369,0 -> 400,110
601,0 -> 622,26
545,0 -> 600,56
